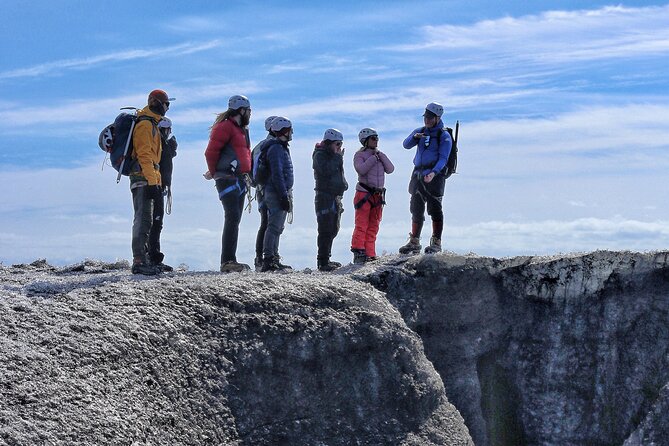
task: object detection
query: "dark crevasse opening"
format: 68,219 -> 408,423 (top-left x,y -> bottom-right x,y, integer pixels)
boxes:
477,351 -> 527,446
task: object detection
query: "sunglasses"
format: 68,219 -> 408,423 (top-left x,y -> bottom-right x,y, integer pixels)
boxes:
369,135 -> 379,140
163,101 -> 170,108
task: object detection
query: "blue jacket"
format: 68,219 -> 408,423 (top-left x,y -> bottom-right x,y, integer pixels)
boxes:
265,140 -> 294,198
403,119 -> 452,176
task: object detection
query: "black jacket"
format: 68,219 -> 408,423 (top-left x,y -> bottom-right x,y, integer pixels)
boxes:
312,144 -> 348,196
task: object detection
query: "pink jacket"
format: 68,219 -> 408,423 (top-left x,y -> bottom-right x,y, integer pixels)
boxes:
353,148 -> 394,191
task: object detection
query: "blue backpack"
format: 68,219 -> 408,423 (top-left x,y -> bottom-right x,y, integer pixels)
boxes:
99,108 -> 156,183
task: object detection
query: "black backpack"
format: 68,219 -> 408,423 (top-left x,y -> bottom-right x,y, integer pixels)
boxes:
98,108 -> 156,183
443,121 -> 459,179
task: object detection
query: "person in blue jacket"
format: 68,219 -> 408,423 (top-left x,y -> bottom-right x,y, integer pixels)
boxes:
261,117 -> 294,272
251,115 -> 277,270
399,102 -> 452,255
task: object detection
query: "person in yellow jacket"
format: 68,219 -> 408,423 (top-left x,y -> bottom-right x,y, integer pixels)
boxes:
129,89 -> 174,275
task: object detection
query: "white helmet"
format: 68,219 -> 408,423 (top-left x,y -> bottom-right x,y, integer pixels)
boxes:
323,128 -> 343,142
270,116 -> 292,132
158,117 -> 172,129
228,94 -> 250,110
358,127 -> 378,144
98,125 -> 113,152
264,116 -> 278,131
425,102 -> 444,117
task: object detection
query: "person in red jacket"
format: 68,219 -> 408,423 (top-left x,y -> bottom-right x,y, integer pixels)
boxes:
351,128 -> 394,264
204,95 -> 252,272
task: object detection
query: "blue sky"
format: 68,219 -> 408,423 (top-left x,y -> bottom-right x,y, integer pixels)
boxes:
1,1 -> 668,270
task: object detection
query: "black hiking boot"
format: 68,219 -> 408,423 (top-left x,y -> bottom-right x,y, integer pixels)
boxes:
220,261 -> 251,273
152,262 -> 174,272
352,249 -> 367,265
261,256 -> 284,272
318,257 -> 341,272
132,259 -> 160,276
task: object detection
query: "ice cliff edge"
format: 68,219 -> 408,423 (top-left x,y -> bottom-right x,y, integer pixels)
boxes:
357,251 -> 669,446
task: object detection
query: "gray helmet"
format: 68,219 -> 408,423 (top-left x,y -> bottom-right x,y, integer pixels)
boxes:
270,116 -> 292,132
424,102 -> 444,117
358,127 -> 378,144
228,94 -> 250,110
323,128 -> 343,142
158,116 -> 172,129
264,116 -> 278,131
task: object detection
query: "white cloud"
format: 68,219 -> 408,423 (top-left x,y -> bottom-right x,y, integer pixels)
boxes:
388,5 -> 669,65
0,40 -> 223,80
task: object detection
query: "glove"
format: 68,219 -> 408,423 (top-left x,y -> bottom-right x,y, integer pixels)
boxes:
279,195 -> 291,211
147,184 -> 162,199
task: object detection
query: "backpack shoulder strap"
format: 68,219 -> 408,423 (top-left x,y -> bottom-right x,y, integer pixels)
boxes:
135,115 -> 158,137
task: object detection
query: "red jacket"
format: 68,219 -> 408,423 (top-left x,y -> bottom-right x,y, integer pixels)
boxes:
204,119 -> 251,177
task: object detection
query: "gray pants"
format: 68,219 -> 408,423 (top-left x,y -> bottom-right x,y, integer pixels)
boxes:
262,189 -> 287,259
131,186 -> 158,260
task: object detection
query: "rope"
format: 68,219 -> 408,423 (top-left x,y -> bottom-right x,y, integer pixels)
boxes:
165,187 -> 172,215
243,174 -> 254,213
287,190 -> 294,225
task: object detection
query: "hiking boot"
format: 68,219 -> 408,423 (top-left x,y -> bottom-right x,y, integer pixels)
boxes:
352,249 -> 367,264
132,261 -> 160,276
399,234 -> 421,255
220,261 -> 251,273
424,237 -> 442,254
318,258 -> 341,272
275,257 -> 293,271
254,257 -> 263,271
153,262 -> 174,272
260,256 -> 292,273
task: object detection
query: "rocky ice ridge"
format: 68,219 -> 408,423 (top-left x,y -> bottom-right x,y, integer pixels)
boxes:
0,259 -> 472,446
1,251 -> 669,445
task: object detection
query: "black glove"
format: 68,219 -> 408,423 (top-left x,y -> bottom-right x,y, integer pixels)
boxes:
167,136 -> 178,157
147,184 -> 162,199
279,195 -> 291,211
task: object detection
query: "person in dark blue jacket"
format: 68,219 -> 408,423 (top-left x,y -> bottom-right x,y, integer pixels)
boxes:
399,102 -> 452,255
261,117 -> 294,272
251,115 -> 277,270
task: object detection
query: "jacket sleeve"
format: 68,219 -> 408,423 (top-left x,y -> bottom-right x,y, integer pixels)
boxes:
312,150 -> 329,177
403,128 -> 420,149
204,122 -> 229,175
431,131 -> 452,174
379,152 -> 395,174
133,120 -> 160,185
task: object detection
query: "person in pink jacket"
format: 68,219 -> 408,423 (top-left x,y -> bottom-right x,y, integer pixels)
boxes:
351,128 -> 394,264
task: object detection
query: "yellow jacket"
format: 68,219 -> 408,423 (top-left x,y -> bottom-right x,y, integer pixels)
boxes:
131,107 -> 162,186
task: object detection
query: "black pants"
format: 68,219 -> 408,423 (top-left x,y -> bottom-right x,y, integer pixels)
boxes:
131,186 -> 159,261
148,193 -> 165,263
216,178 -> 245,264
255,205 -> 268,261
315,193 -> 341,261
409,173 -> 445,223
